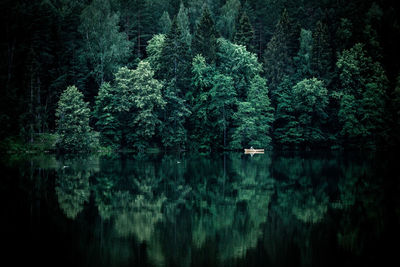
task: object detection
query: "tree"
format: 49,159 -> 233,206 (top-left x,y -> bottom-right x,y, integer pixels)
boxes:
159,11 -> 172,34
216,0 -> 241,41
127,61 -> 165,149
292,78 -> 329,147
177,2 -> 192,47
216,38 -> 261,100
264,8 -> 299,105
79,0 -> 131,86
209,73 -> 237,148
336,43 -> 388,147
192,5 -> 219,63
234,11 -> 255,52
94,82 -> 120,148
94,62 -> 165,150
294,28 -> 313,80
145,34 -> 166,75
160,79 -> 191,150
159,19 -> 191,94
311,21 -> 332,83
56,85 -> 94,152
232,75 -> 274,149
187,54 -> 215,150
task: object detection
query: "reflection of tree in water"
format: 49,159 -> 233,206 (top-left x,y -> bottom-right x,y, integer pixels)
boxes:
55,156 -> 99,219
55,169 -> 90,219
334,154 -> 386,257
264,153 -> 337,266
189,153 -> 274,262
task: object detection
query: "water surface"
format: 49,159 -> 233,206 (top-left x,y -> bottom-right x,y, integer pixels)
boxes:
1,152 -> 399,267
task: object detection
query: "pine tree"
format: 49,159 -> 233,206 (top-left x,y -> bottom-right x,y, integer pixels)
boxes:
159,19 -> 191,93
294,29 -> 313,80
56,85 -> 94,153
192,5 -> 219,63
234,11 -> 255,52
264,8 -> 299,105
177,2 -> 192,47
159,11 -> 172,34
216,0 -> 241,41
311,21 -> 332,83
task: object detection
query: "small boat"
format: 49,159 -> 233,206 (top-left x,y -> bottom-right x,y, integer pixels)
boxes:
244,148 -> 264,154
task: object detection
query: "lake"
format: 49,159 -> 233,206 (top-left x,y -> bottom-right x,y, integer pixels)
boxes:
1,151 -> 399,267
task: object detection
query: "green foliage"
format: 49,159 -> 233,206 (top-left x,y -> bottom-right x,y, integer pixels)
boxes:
79,0 -> 132,85
216,0 -> 241,40
336,43 -> 388,146
234,11 -> 255,52
159,11 -> 172,34
311,21 -> 332,83
217,38 -> 261,100
94,62 -> 165,150
294,29 -> 313,80
263,8 -> 299,104
208,73 -> 237,148
192,6 -> 219,63
145,34 -> 166,75
177,3 -> 192,47
56,85 -> 95,153
232,75 -> 274,149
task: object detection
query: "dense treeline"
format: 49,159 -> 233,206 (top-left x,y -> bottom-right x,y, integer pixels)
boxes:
1,0 -> 400,152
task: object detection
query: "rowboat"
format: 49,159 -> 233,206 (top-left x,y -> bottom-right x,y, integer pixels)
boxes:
244,148 -> 264,154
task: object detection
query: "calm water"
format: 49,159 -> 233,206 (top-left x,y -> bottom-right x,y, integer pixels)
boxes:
1,151 -> 399,267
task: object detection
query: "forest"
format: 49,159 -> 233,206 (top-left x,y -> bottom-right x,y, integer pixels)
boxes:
1,0 -> 400,152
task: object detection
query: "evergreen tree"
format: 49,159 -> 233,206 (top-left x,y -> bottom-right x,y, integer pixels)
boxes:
234,11 -> 255,52
94,82 -> 120,148
311,21 -> 332,83
159,11 -> 172,34
216,0 -> 241,41
232,75 -> 274,149
336,43 -> 388,147
192,5 -> 219,63
56,85 -> 94,153
294,29 -> 313,80
264,8 -> 299,105
159,19 -> 191,94
177,2 -> 192,47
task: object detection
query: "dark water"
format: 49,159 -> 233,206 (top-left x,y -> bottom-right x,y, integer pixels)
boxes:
1,151 -> 399,267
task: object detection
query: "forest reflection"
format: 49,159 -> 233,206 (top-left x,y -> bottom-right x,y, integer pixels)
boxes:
6,151 -> 398,267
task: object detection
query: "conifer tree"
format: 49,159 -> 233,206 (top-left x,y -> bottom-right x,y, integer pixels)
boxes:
264,8 -> 299,105
216,0 -> 241,41
311,21 -> 332,82
159,11 -> 172,34
56,85 -> 94,152
159,19 -> 191,93
177,2 -> 192,47
234,11 -> 255,52
192,5 -> 219,63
